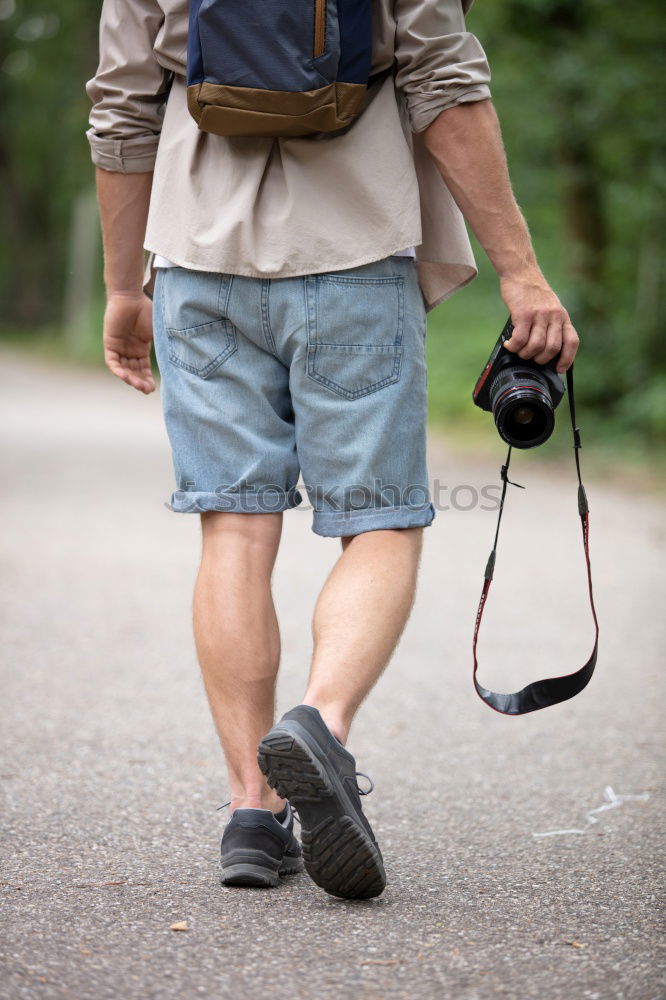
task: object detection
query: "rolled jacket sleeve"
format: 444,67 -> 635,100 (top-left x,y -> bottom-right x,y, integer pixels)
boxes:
394,0 -> 492,134
86,0 -> 172,173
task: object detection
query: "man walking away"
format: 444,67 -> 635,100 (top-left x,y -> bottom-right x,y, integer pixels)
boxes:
87,0 -> 579,898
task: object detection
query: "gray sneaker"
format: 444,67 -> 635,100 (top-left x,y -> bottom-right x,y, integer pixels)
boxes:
220,801 -> 303,887
257,705 -> 386,900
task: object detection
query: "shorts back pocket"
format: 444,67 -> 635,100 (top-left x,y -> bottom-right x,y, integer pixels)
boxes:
305,274 -> 404,400
161,268 -> 237,379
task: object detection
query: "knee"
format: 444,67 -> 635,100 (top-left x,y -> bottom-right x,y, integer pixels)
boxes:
340,526 -> 423,553
200,511 -> 283,555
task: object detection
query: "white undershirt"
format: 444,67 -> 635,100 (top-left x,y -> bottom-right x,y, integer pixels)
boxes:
152,246 -> 416,269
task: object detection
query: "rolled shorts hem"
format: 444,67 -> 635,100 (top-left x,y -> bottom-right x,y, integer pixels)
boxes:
312,502 -> 435,538
167,489 -> 303,514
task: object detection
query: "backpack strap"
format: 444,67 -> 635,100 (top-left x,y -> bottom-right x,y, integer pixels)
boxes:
472,363 -> 600,714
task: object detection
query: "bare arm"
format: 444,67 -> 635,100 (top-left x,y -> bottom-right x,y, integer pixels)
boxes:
423,99 -> 579,372
95,163 -> 155,393
87,0 -> 169,393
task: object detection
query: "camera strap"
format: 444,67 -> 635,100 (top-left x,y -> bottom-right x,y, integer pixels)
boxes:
472,363 -> 599,714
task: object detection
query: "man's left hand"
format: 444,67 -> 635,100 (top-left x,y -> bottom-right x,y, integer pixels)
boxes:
103,291 -> 156,394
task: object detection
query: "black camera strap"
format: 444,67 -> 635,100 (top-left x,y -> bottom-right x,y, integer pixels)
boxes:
472,363 -> 599,714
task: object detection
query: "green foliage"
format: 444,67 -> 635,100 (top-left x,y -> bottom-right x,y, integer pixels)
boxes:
464,0 -> 666,437
0,0 -> 664,446
0,0 -> 99,323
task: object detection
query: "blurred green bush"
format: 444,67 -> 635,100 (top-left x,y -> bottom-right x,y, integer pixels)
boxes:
0,0 -> 664,449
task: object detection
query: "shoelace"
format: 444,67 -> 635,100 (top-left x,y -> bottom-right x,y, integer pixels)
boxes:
215,771 -> 375,814
355,770 -> 375,796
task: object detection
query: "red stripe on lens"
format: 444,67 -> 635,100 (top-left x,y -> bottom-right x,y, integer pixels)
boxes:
493,384 -> 550,409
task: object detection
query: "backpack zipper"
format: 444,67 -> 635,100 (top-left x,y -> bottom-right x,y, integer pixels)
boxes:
313,0 -> 326,57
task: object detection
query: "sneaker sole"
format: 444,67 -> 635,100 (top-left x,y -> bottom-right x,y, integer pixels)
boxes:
220,849 -> 303,888
257,726 -> 386,900
221,862 -> 279,887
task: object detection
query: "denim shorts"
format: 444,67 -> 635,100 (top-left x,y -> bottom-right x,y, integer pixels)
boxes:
152,256 -> 435,537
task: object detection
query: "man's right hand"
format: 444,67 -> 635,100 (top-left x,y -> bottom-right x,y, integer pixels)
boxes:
103,292 -> 156,394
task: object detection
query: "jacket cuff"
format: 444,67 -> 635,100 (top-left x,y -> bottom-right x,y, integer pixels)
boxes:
409,83 -> 492,134
86,130 -> 160,173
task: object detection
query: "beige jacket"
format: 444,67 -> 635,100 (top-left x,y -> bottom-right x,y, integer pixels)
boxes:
87,0 -> 491,310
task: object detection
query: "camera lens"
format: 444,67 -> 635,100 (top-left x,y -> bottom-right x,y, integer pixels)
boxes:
489,368 -> 555,448
513,406 -> 535,425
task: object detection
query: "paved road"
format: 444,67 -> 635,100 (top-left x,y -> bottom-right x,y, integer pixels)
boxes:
1,352 -> 663,1000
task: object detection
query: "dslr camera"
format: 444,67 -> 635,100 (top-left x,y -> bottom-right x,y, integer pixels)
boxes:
473,317 -> 565,448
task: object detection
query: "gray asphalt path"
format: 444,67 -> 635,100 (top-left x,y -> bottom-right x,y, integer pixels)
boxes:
1,352 -> 664,1000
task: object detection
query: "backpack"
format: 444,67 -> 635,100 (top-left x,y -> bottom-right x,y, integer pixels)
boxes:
186,0 -> 390,139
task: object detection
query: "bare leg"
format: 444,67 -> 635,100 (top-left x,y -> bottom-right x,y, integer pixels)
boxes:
302,528 -> 423,743
194,512 -> 285,814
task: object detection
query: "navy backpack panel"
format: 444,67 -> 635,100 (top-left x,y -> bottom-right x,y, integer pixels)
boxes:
186,0 -> 385,139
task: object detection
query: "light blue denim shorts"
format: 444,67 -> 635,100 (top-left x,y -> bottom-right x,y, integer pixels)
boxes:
152,256 -> 435,537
